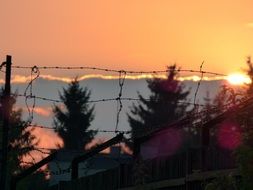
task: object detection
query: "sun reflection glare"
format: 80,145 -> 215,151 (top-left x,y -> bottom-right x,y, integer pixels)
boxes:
227,73 -> 251,85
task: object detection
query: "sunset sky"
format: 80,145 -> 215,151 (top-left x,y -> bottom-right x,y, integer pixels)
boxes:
1,0 -> 253,78
1,0 -> 253,161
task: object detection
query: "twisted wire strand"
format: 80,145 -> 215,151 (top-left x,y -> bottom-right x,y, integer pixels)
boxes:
11,65 -> 227,76
24,66 -> 40,124
14,93 -> 213,107
193,61 -> 204,107
115,71 -> 126,132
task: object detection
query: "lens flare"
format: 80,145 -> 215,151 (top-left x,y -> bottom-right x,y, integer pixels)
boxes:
140,128 -> 183,159
227,73 -> 251,85
217,122 -> 242,150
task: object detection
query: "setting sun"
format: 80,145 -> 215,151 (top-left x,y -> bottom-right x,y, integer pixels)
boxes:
227,73 -> 251,85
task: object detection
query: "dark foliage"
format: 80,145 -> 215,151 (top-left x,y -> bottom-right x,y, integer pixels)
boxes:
0,89 -> 44,189
53,79 -> 96,150
128,65 -> 190,139
246,57 -> 253,95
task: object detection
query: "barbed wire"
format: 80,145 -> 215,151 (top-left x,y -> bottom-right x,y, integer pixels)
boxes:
16,146 -> 52,155
12,65 -> 43,126
10,65 -> 227,76
15,108 -> 253,179
18,97 -> 242,156
27,151 -> 36,164
0,62 -> 6,73
20,161 -> 35,166
115,71 -> 126,132
4,62 -> 249,181
25,97 -> 236,136
15,96 -> 251,176
8,64 -> 241,146
8,64 -> 229,134
26,124 -> 131,134
131,96 -> 248,139
14,93 -> 213,107
193,61 -> 204,107
32,147 -> 51,155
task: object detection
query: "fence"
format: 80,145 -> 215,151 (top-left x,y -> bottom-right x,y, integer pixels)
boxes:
48,146 -> 237,190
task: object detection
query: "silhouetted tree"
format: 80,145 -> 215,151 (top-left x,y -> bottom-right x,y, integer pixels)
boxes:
128,65 -> 190,139
234,57 -> 253,190
246,56 -> 253,95
53,79 -> 96,150
0,90 -> 39,189
196,91 -> 213,148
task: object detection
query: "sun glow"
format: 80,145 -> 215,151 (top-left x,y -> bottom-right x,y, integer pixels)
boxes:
227,73 -> 251,85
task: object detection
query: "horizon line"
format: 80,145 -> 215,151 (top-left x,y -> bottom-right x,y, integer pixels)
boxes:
0,74 -> 228,84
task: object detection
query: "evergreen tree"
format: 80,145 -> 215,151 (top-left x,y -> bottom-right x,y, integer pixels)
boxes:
194,91 -> 212,148
0,90 -> 39,189
246,56 -> 253,95
234,57 -> 253,190
128,65 -> 190,139
53,79 -> 96,150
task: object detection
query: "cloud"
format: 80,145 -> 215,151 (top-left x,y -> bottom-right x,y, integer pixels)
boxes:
9,74 -> 165,84
15,106 -> 52,117
38,74 -> 225,82
0,74 -> 226,85
85,138 -> 110,153
31,127 -> 63,149
21,127 -> 132,171
85,138 -> 133,155
11,75 -> 31,83
21,127 -> 63,170
33,107 -> 52,117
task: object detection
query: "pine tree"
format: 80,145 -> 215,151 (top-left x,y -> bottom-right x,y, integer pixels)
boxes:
246,56 -> 253,95
128,65 -> 190,139
0,90 -> 38,188
234,56 -> 253,190
53,79 -> 96,150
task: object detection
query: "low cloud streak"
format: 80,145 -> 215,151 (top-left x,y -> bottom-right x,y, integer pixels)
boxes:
0,74 -> 227,84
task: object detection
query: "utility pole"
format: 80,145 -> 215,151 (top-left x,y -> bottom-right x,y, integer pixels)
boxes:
0,55 -> 12,190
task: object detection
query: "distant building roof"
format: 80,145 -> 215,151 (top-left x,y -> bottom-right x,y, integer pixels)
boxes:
48,146 -> 132,185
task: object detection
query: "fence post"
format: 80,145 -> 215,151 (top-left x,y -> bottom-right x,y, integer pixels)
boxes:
0,55 -> 12,190
71,133 -> 123,180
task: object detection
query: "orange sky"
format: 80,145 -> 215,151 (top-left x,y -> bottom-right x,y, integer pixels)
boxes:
0,0 -> 253,77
